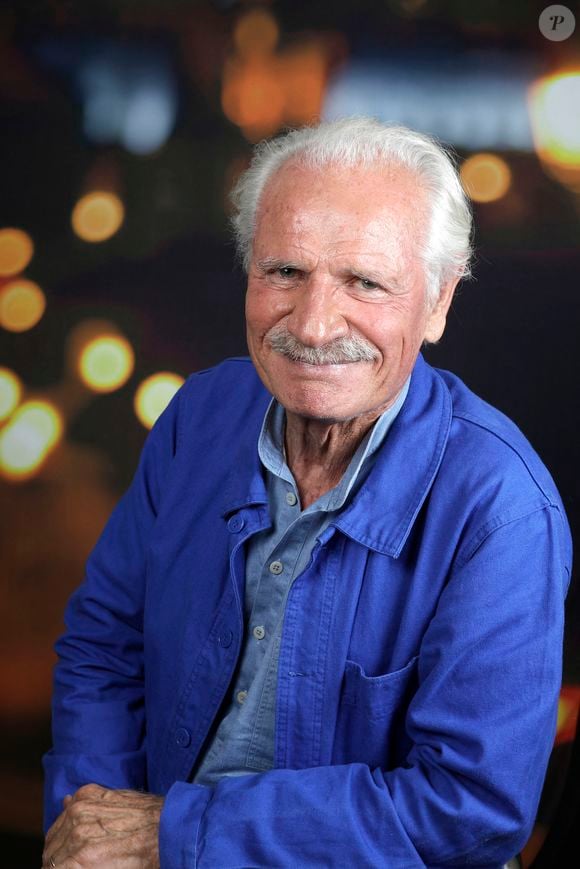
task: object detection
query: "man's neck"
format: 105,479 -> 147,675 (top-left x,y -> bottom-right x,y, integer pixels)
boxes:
283,410 -> 382,509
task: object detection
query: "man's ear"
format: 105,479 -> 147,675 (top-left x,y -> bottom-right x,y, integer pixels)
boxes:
423,276 -> 460,345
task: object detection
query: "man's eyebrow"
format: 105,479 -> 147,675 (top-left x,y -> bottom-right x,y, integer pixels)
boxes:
255,257 -> 295,273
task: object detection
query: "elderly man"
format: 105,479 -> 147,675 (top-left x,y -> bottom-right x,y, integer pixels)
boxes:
43,118 -> 571,868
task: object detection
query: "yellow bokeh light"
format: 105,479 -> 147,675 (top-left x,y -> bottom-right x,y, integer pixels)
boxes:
0,400 -> 63,481
71,191 -> 125,243
78,333 -> 135,393
134,372 -> 185,430
0,279 -> 46,332
0,367 -> 22,422
0,228 -> 34,277
557,697 -> 570,733
234,9 -> 279,58
529,72 -> 580,167
460,153 -> 512,203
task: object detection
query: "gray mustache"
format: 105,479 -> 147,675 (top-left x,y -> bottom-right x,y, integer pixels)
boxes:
266,326 -> 378,365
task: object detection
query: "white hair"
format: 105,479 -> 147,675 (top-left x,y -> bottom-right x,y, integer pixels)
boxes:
230,116 -> 473,307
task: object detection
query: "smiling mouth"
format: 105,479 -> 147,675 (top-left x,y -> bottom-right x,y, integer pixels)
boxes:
274,350 -> 374,367
289,358 -> 352,365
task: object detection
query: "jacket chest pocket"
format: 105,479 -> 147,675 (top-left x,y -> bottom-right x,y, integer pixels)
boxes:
333,656 -> 418,771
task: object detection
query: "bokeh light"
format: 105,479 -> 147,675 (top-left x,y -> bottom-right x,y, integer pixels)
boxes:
280,46 -> 327,125
77,333 -> 135,392
556,687 -> 580,745
71,191 -> 125,242
80,52 -> 177,155
0,367 -> 22,422
460,153 -> 512,203
223,9 -> 330,141
0,279 -> 46,332
529,72 -> 580,191
234,8 -> 279,58
529,72 -> 580,167
0,400 -> 63,481
222,57 -> 286,140
0,228 -> 34,277
121,82 -> 177,155
134,372 -> 185,429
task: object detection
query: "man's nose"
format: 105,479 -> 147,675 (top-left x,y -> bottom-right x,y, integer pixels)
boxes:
285,279 -> 348,348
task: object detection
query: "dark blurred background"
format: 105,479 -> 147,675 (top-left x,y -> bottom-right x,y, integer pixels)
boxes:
1,1 -> 579,865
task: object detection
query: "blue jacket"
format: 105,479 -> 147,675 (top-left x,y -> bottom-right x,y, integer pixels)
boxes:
44,355 -> 572,868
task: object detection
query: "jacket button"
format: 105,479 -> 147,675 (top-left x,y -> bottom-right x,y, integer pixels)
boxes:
175,727 -> 191,748
227,516 -> 245,533
218,628 -> 233,648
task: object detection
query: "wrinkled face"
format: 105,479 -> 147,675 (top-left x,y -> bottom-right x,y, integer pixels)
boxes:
245,160 -> 455,422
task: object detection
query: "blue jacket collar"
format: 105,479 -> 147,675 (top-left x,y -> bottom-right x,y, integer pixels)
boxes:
221,386 -> 270,517
220,354 -> 452,557
334,355 -> 452,557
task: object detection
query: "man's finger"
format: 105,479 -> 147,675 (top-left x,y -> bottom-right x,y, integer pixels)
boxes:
42,845 -> 60,868
45,800 -> 103,856
72,782 -> 107,802
44,814 -> 108,869
44,809 -> 68,849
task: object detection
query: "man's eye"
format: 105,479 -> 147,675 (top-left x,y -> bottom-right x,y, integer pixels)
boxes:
357,277 -> 380,291
277,267 -> 298,278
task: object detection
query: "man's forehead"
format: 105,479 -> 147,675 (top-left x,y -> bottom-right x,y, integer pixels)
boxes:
254,241 -> 405,266
253,198 -> 424,267
256,161 -> 428,245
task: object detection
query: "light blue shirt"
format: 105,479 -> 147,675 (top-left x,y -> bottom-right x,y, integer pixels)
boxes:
192,381 -> 410,786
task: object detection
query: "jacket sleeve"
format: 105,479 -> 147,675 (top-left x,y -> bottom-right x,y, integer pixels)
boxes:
158,504 -> 571,868
42,386 -> 182,831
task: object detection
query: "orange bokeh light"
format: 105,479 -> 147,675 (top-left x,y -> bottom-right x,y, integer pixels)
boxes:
222,57 -> 286,140
0,228 -> 34,277
460,153 -> 512,203
0,278 -> 46,332
234,8 -> 279,58
279,46 -> 327,125
71,191 -> 125,243
223,6 -> 328,142
222,44 -> 327,142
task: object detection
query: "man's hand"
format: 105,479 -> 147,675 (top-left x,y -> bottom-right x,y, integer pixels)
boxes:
42,784 -> 164,868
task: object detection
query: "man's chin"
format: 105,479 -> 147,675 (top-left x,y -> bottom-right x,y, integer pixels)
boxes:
277,357 -> 363,372
279,394 -> 365,424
